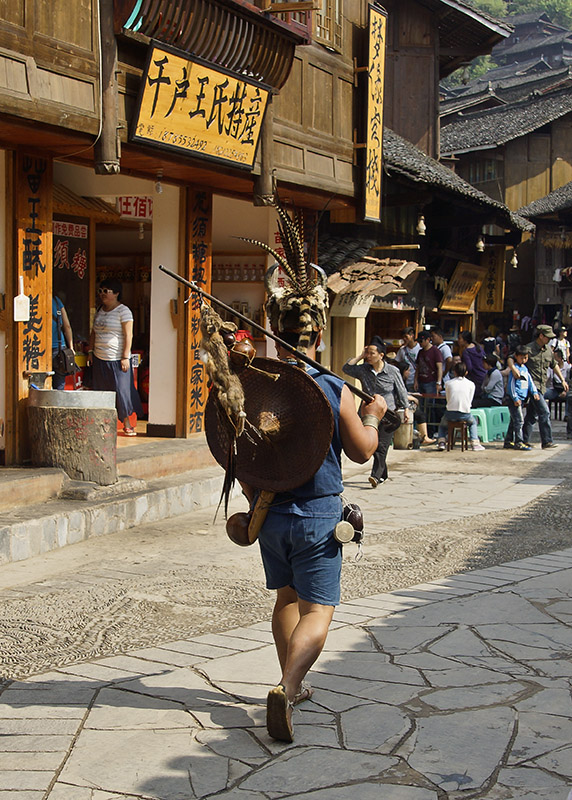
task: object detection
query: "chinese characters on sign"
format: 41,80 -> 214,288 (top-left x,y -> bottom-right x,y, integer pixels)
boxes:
17,154 -> 51,373
118,196 -> 153,220
364,6 -> 387,223
53,218 -> 89,280
133,44 -> 269,170
477,246 -> 506,313
440,262 -> 488,312
330,293 -> 374,318
187,190 -> 212,435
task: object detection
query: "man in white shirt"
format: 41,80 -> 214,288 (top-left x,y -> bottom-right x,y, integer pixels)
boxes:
436,361 -> 485,451
395,327 -> 420,390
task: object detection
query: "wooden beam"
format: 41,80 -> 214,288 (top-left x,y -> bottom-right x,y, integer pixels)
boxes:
267,1 -> 318,11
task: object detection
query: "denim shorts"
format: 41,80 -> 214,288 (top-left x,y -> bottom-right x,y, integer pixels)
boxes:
258,503 -> 343,607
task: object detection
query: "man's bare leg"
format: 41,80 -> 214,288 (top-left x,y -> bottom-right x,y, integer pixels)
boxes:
272,586 -> 300,672
272,586 -> 334,701
267,588 -> 334,741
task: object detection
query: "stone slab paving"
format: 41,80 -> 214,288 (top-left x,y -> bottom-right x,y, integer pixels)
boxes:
2,553 -> 572,799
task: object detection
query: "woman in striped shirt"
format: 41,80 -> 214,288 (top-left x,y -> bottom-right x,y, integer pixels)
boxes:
88,278 -> 142,436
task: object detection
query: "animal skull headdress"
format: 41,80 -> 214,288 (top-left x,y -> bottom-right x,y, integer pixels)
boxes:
240,196 -> 328,356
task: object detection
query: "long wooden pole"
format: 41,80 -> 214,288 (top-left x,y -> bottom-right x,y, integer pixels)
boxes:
158,264 -> 401,431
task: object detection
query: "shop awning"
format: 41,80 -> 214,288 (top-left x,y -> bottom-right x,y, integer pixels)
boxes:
327,257 -> 425,298
53,185 -> 121,223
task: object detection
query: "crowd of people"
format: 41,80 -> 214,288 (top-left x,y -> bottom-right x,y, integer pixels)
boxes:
343,322 -> 571,486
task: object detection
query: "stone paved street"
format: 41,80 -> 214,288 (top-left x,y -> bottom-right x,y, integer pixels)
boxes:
1,428 -> 572,798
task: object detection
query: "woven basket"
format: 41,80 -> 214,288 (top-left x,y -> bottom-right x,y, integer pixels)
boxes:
205,358 -> 334,491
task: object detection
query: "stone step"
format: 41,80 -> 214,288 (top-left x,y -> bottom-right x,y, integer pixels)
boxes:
117,438 -> 218,481
0,467 -> 66,512
0,466 -> 237,566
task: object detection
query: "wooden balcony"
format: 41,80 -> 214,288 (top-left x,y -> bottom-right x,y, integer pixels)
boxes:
114,0 -> 311,91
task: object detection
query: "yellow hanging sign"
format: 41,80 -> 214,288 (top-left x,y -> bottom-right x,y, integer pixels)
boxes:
132,43 -> 270,170
364,6 -> 387,222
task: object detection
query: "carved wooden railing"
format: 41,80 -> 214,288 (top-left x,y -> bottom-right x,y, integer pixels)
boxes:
114,0 -> 311,90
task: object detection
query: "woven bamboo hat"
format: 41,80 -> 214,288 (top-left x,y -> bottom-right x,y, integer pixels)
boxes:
205,357 -> 333,491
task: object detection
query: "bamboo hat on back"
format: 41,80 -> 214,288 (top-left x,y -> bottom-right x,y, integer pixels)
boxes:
205,357 -> 333,491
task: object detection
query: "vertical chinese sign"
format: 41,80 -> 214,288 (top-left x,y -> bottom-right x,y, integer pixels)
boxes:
12,153 -> 52,460
182,189 -> 212,436
364,5 -> 387,223
477,246 -> 506,313
53,217 -> 90,341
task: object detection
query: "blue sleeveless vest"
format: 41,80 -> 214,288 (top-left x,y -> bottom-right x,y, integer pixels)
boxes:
271,369 -> 344,515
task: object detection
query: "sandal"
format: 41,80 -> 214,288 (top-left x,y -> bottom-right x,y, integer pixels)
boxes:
420,436 -> 435,445
267,685 -> 294,743
293,681 -> 313,706
122,427 -> 137,437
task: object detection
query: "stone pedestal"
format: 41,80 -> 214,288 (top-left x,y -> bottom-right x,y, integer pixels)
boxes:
28,389 -> 117,485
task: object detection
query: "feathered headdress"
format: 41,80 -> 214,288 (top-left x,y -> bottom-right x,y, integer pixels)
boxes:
238,196 -> 328,356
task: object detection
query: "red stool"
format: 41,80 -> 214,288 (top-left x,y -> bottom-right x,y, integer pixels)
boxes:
447,420 -> 469,451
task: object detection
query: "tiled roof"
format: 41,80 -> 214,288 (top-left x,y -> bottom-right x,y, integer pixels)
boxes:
440,86 -> 572,153
518,181 -> 572,218
318,236 -> 378,274
383,128 -> 534,231
327,258 -> 425,298
500,29 -> 572,58
441,65 -> 572,115
419,0 -> 512,76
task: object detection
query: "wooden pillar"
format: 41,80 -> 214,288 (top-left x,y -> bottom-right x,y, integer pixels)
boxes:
94,0 -> 120,174
6,152 -> 53,464
176,188 -> 212,437
332,315 -> 365,394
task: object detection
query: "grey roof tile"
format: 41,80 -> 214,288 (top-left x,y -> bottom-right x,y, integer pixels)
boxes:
440,86 -> 572,153
383,128 -> 533,231
518,181 -> 572,217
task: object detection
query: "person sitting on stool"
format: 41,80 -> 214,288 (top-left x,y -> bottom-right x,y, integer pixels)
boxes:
437,361 -> 484,452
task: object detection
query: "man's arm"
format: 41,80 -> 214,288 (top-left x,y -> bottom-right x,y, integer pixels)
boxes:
339,386 -> 387,463
342,349 -> 367,373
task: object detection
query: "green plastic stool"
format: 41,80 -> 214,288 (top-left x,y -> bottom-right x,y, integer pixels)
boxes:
470,408 -> 489,442
483,406 -> 510,441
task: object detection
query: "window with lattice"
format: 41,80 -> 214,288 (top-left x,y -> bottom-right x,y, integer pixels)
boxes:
314,0 -> 342,51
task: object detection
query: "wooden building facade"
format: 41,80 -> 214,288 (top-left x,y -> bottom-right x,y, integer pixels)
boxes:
0,0 -> 528,465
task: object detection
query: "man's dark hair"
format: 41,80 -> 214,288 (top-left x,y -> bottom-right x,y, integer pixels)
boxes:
484,355 -> 498,368
432,328 -> 444,338
369,335 -> 385,353
368,340 -> 386,355
514,345 -> 528,357
453,361 -> 467,377
401,326 -> 415,337
417,331 -> 431,342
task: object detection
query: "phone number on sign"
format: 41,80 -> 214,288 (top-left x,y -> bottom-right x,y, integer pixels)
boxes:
158,130 -> 208,151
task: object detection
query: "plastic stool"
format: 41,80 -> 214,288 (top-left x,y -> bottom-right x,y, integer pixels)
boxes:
447,420 -> 469,451
470,408 -> 489,442
483,406 -> 510,441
